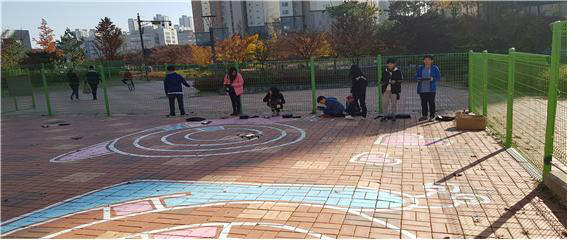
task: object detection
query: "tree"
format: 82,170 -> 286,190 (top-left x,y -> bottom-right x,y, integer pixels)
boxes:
327,1 -> 380,57
94,17 -> 124,60
56,28 -> 85,63
190,45 -> 212,65
148,45 -> 193,65
216,34 -> 260,62
33,18 -> 56,53
1,38 -> 27,69
279,31 -> 331,60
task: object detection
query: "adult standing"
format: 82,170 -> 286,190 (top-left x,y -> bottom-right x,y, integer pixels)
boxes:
415,55 -> 441,121
67,68 -> 80,101
224,67 -> 244,116
349,64 -> 368,119
85,66 -> 101,100
164,65 -> 191,117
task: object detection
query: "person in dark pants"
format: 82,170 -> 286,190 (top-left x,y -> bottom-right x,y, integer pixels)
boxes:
349,64 -> 368,119
381,58 -> 403,122
317,96 -> 345,117
415,55 -> 441,121
163,65 -> 191,117
67,68 -> 80,100
263,87 -> 285,116
223,67 -> 244,116
85,66 -> 100,100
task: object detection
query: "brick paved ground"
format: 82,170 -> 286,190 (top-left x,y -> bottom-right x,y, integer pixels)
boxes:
1,92 -> 566,239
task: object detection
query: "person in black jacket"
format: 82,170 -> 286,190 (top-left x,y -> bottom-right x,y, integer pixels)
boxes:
263,87 -> 286,116
381,58 -> 403,122
163,65 -> 191,117
349,64 -> 368,119
85,66 -> 100,100
67,68 -> 80,101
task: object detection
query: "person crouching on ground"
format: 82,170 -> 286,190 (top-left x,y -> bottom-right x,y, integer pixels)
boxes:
317,96 -> 345,117
224,67 -> 244,116
381,58 -> 403,122
416,55 -> 441,121
163,65 -> 191,117
349,64 -> 368,119
263,87 -> 286,116
345,95 -> 361,120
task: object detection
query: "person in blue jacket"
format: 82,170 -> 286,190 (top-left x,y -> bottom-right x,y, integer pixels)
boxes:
163,65 -> 191,117
317,96 -> 345,117
415,55 -> 441,121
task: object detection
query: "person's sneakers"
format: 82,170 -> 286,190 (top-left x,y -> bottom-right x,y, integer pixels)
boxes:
429,116 -> 436,122
345,115 -> 354,120
230,113 -> 238,116
166,114 -> 176,117
418,116 -> 428,121
180,113 -> 187,116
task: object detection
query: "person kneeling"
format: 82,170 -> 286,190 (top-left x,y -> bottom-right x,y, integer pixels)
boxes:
263,87 -> 286,116
317,96 -> 345,117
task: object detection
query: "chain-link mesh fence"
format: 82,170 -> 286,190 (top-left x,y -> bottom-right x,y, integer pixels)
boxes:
553,21 -> 567,168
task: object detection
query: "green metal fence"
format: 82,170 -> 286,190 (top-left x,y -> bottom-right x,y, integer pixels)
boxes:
469,20 -> 567,177
3,52 -> 470,119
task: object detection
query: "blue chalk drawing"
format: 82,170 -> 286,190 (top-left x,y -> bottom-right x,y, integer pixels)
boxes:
0,181 -> 404,234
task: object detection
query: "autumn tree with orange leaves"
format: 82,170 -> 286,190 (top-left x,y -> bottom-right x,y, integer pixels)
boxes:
279,31 -> 332,60
33,18 -> 56,53
215,34 -> 260,62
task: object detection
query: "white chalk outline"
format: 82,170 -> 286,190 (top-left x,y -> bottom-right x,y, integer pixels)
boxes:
374,133 -> 452,147
119,222 -> 332,239
349,152 -> 402,166
108,123 -> 306,157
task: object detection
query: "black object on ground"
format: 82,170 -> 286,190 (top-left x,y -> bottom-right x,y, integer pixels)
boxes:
186,117 -> 206,122
436,115 -> 455,121
374,113 -> 411,119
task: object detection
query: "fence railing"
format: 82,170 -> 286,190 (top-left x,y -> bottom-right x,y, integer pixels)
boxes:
469,20 -> 567,177
1,52 -> 469,118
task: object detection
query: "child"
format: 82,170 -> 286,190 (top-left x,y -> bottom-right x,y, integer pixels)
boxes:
121,68 -> 135,91
67,69 -> 80,101
416,55 -> 441,121
381,58 -> 403,122
163,65 -> 191,117
263,87 -> 286,116
345,95 -> 361,119
350,64 -> 368,118
317,96 -> 345,117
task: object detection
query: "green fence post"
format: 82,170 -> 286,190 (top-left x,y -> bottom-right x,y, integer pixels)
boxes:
41,64 -> 53,116
28,70 -> 36,109
376,54 -> 383,113
99,65 -> 111,117
505,48 -> 516,148
468,50 -> 473,112
310,57 -> 317,114
482,50 -> 488,117
543,22 -> 562,176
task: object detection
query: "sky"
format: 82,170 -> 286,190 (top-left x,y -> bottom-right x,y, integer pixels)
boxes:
1,0 -> 193,48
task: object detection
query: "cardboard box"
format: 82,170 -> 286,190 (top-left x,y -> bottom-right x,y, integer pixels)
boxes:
455,112 -> 486,130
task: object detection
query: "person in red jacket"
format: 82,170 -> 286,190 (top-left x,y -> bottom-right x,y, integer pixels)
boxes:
224,67 -> 244,116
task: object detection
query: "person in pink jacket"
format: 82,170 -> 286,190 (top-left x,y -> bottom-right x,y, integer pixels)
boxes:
224,67 -> 244,116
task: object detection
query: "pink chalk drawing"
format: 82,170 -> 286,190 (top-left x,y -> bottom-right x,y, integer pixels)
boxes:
50,141 -> 113,163
151,227 -> 217,239
374,133 -> 451,147
112,200 -> 153,216
349,152 -> 401,166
